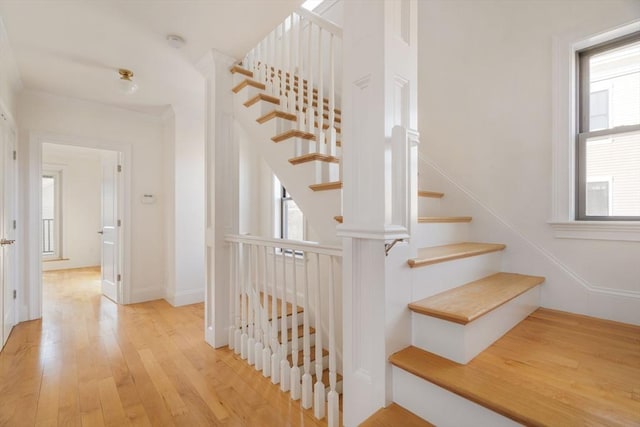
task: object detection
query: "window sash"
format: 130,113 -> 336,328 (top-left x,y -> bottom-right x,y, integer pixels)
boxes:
575,32 -> 640,220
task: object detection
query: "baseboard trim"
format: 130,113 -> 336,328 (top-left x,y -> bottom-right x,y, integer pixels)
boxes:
165,288 -> 205,307
130,286 -> 165,304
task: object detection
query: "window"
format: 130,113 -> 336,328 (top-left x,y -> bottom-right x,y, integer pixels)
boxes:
42,171 -> 62,258
576,32 -> 640,220
280,186 -> 304,241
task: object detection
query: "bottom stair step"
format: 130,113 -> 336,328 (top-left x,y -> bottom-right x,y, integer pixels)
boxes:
390,308 -> 640,426
360,403 -> 434,427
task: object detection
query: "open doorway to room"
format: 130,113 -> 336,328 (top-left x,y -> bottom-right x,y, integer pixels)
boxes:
40,143 -> 123,310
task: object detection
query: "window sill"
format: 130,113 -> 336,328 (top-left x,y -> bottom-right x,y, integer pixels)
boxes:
549,221 -> 640,242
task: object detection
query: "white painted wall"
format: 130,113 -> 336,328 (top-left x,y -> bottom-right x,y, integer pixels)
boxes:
164,107 -> 206,306
41,144 -> 102,271
17,90 -> 166,312
418,0 -> 640,324
0,17 -> 21,118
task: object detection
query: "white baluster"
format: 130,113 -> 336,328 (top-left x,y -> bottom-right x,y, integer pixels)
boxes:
301,250 -> 313,409
247,244 -> 255,366
317,28 -> 326,155
234,243 -> 241,353
262,245 -> 272,377
253,245 -> 263,371
327,256 -> 339,427
288,14 -> 297,115
329,33 -> 337,157
228,242 -> 236,350
313,253 -> 325,419
290,246 -> 301,400
297,16 -> 305,131
280,246 -> 291,392
270,246 -> 280,384
240,243 -> 248,359
307,22 -> 316,143
280,21 -> 287,107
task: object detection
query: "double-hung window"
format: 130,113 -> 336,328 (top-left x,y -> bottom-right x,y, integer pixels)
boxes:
576,32 -> 640,220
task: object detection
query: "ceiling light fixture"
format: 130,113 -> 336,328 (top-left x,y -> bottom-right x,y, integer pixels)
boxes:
166,34 -> 186,49
118,68 -> 139,95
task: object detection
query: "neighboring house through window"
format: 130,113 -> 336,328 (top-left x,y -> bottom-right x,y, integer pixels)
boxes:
576,31 -> 640,220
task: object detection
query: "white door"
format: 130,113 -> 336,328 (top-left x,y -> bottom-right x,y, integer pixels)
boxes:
0,115 -> 17,349
100,151 -> 120,303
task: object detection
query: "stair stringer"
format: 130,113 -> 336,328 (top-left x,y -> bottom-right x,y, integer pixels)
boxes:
233,96 -> 341,244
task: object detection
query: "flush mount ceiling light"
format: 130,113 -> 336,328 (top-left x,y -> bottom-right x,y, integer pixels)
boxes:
118,68 -> 139,95
166,34 -> 186,49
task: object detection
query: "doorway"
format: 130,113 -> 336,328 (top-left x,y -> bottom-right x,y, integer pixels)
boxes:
40,143 -> 123,304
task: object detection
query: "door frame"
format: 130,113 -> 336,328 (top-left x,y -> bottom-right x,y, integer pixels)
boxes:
27,132 -> 132,320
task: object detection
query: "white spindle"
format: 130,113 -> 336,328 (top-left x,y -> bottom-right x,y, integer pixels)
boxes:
270,246 -> 280,384
328,33 -> 337,157
280,22 -> 287,107
234,243 -> 242,353
327,256 -> 339,427
228,243 -> 236,350
280,247 -> 291,391
262,246 -> 271,377
301,250 -> 313,409
290,248 -> 301,400
313,253 -> 325,419
253,245 -> 263,371
297,16 -> 305,131
247,245 -> 256,365
307,22 -> 316,139
240,244 -> 248,359
317,28 -> 326,155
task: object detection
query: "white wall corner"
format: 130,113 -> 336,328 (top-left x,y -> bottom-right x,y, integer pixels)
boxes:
165,287 -> 205,307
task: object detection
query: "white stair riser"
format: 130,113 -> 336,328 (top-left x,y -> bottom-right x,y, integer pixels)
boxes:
413,222 -> 470,247
418,196 -> 443,216
235,100 -> 341,240
392,367 -> 521,427
411,286 -> 540,364
411,252 -> 503,301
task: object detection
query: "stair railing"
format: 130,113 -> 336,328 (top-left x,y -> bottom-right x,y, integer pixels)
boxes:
243,8 -> 342,183
226,234 -> 342,425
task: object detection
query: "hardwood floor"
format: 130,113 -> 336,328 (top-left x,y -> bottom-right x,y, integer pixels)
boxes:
0,268 -> 331,426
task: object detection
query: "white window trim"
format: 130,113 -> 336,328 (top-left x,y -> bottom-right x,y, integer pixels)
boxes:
41,166 -> 64,259
550,19 -> 640,241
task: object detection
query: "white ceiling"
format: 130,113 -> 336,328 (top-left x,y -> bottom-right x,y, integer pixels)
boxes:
0,0 -> 301,117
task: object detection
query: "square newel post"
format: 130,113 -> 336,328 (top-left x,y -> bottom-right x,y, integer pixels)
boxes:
338,1 -> 418,426
197,50 -> 240,348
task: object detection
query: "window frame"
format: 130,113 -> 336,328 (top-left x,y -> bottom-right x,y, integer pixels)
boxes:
41,169 -> 62,259
575,31 -> 640,220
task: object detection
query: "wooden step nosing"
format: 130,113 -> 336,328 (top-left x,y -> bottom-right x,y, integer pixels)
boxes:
408,274 -> 545,324
231,78 -> 265,93
309,181 -> 342,191
418,216 -> 472,224
407,243 -> 506,268
288,153 -> 340,165
418,190 -> 444,198
243,93 -> 280,108
257,110 -> 297,124
272,129 -> 315,143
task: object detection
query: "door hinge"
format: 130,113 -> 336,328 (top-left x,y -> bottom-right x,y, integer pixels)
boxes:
13,290 -> 16,299
13,150 -> 16,160
12,220 -> 16,230
117,274 -> 121,282
117,164 -> 122,172
117,219 -> 121,227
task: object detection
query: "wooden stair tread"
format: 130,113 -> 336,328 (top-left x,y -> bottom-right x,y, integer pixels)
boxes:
390,309 -> 640,426
408,272 -> 545,324
334,215 -> 343,223
230,65 -> 253,77
408,242 -> 506,268
231,78 -> 265,93
289,153 -> 339,165
418,216 -> 472,223
244,93 -> 280,107
285,324 -> 315,341
257,293 -> 304,320
287,346 -> 328,366
418,190 -> 444,198
309,181 -> 342,192
360,403 -> 434,427
272,129 -> 315,143
257,110 -> 297,124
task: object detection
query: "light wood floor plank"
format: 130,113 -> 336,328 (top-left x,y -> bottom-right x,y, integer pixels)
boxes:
0,268 -> 332,426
